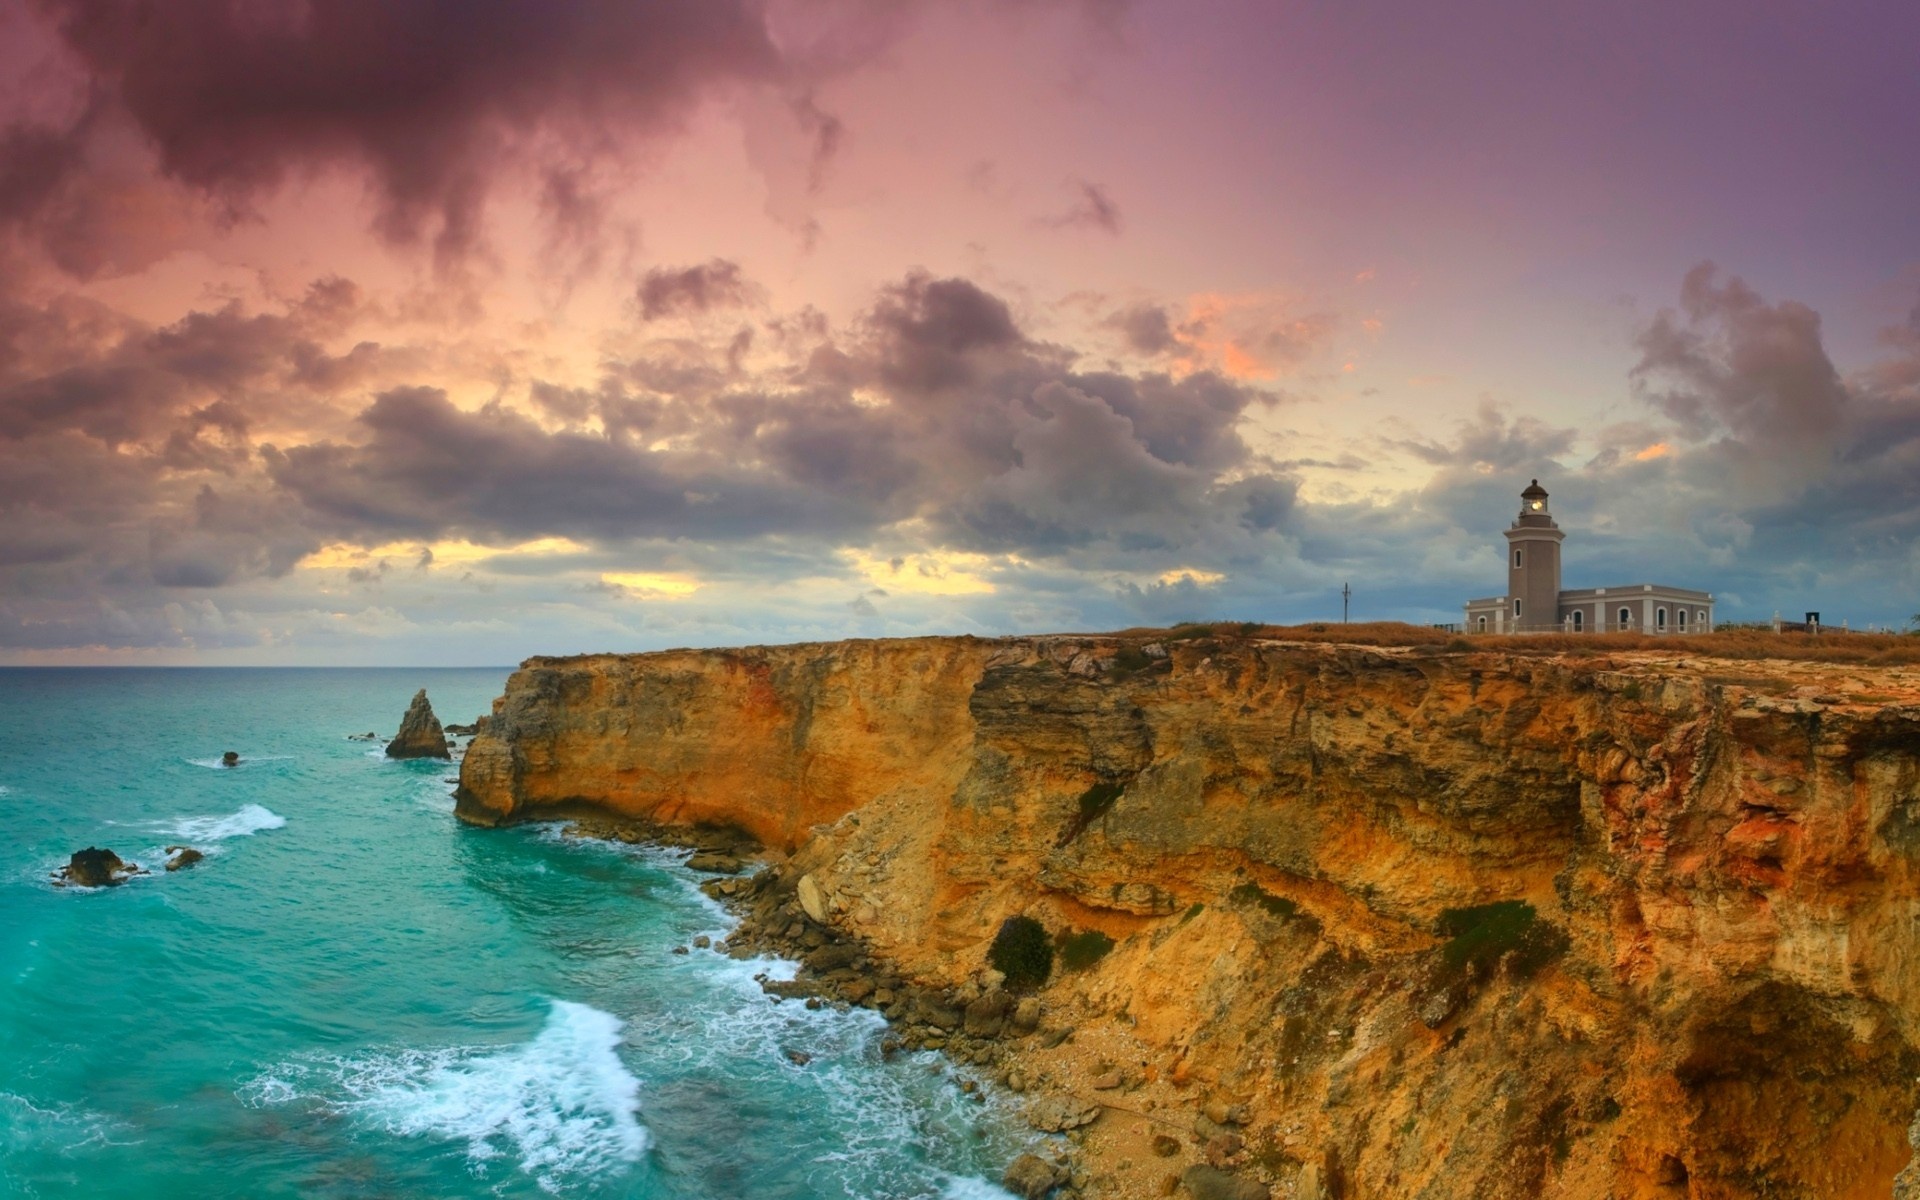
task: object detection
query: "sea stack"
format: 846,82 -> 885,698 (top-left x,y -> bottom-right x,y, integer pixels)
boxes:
385,689 -> 451,759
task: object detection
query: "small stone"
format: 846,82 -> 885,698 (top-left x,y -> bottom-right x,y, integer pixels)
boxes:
785,1049 -> 812,1067
692,935 -> 711,949
1091,1069 -> 1123,1090
671,946 -> 689,955
221,751 -> 240,767
1152,1134 -> 1180,1158
1204,1132 -> 1244,1166
1003,1153 -> 1065,1200
797,873 -> 828,923
1179,1165 -> 1269,1200
1011,997 -> 1043,1035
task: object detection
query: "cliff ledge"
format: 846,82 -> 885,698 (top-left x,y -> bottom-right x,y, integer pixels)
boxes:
456,633 -> 1920,1199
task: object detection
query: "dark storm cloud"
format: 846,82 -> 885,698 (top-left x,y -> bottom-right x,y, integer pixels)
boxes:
8,0 -> 785,263
259,270 -> 1298,567
637,259 -> 760,321
266,385 -> 867,542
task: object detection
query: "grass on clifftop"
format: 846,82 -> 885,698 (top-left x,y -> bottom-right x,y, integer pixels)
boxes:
1110,620 -> 1920,666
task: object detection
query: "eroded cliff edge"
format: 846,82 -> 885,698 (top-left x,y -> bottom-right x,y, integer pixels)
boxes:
456,634 -> 1920,1199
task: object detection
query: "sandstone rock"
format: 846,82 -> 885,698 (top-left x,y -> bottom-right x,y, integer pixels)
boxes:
1011,996 -> 1043,1035
685,852 -> 742,873
796,873 -> 828,923
221,751 -> 240,767
1179,1165 -> 1268,1200
385,689 -> 450,759
784,1049 -> 812,1066
56,847 -> 142,887
1152,1134 -> 1181,1158
964,991 -> 1012,1037
164,846 -> 204,872
453,637 -> 1920,1199
1295,1163 -> 1324,1200
1203,1133 -> 1243,1166
1025,1096 -> 1101,1133
1002,1153 -> 1065,1199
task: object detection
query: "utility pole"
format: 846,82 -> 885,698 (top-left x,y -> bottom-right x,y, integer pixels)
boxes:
1342,582 -> 1351,624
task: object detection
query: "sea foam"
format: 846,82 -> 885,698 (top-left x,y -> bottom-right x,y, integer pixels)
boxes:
157,804 -> 287,842
247,1000 -> 647,1194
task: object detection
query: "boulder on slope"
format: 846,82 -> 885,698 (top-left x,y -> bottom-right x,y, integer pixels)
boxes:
386,689 -> 451,759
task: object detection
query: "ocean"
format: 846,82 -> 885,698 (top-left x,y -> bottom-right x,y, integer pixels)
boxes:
0,668 -> 1028,1199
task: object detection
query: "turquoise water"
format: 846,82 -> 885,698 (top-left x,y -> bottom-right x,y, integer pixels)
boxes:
0,669 -> 1025,1199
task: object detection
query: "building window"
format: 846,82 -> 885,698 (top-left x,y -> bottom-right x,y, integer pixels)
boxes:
1513,548 -> 1523,569
1678,609 -> 1687,631
1514,598 -> 1522,618
1572,610 -> 1583,631
1619,607 -> 1631,628
1698,610 -> 1707,626
1657,607 -> 1667,630
1477,616 -> 1487,632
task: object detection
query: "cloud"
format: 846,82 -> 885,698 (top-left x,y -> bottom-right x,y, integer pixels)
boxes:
2,0 -> 790,266
1044,179 -> 1123,234
637,259 -> 761,321
1632,262 -> 1848,452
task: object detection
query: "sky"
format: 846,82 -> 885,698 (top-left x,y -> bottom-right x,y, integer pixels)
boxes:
1,0 -> 1917,664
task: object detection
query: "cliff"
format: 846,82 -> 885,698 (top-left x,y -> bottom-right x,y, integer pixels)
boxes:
456,634 -> 1920,1200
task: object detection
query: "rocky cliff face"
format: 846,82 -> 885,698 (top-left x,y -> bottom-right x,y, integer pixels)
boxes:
457,635 -> 1920,1199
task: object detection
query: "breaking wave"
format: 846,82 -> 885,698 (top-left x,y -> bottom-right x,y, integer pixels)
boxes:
242,999 -> 647,1194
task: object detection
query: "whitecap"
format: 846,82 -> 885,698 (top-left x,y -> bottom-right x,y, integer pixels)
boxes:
940,1175 -> 1022,1200
246,1000 -> 647,1193
0,1092 -> 138,1154
155,804 -> 286,842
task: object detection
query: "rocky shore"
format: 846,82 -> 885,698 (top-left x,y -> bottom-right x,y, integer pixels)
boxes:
463,634 -> 1920,1199
567,811 -> 1292,1199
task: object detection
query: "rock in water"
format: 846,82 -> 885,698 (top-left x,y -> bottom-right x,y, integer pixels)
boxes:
221,750 -> 240,767
164,846 -> 204,872
56,847 -> 143,887
385,689 -> 451,759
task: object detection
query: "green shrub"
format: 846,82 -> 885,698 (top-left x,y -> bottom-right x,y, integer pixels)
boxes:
1230,882 -> 1299,920
1180,902 -> 1205,924
1236,622 -> 1260,636
1435,900 -> 1567,980
988,916 -> 1053,991
1167,623 -> 1216,642
1110,645 -> 1153,675
1057,928 -> 1116,971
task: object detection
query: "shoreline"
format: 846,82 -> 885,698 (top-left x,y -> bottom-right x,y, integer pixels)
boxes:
561,814 -> 1275,1200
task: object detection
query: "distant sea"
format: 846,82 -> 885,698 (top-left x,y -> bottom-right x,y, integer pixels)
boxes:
0,668 -> 1025,1199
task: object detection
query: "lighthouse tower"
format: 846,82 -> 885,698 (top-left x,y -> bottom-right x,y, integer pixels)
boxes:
1503,479 -> 1563,631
